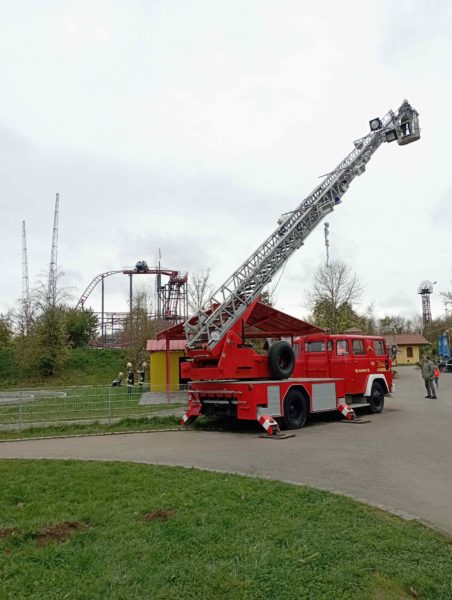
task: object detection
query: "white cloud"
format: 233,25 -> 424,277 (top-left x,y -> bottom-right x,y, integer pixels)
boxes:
0,0 -> 451,323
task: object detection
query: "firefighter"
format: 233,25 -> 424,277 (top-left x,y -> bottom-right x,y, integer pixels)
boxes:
112,372 -> 123,387
400,99 -> 413,136
137,362 -> 146,386
127,362 -> 134,394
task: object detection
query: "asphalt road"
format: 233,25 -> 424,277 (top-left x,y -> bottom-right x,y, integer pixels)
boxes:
1,367 -> 451,536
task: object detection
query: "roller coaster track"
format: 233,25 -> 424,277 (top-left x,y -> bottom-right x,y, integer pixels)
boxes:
76,267 -> 186,309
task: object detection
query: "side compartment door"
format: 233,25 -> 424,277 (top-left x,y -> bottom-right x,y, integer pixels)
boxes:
304,338 -> 329,378
331,339 -> 354,394
350,339 -> 369,394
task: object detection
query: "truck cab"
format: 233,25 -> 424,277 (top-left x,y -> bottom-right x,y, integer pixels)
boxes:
295,333 -> 393,400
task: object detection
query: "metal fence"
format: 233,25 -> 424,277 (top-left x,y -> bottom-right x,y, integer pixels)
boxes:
0,384 -> 189,431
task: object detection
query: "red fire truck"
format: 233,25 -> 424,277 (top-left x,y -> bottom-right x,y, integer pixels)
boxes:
160,100 -> 419,435
170,299 -> 393,434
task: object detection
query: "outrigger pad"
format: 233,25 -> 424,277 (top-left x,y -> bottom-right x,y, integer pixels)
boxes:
259,432 -> 296,439
340,418 -> 370,424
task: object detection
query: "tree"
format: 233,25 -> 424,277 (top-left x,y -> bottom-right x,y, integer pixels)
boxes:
64,308 -> 98,348
31,306 -> 69,376
358,304 -> 377,335
121,286 -> 158,367
305,260 -> 364,332
377,314 -> 423,335
188,268 -> 213,313
312,298 -> 362,332
259,290 -> 274,307
441,291 -> 452,314
0,312 -> 14,347
17,277 -> 70,378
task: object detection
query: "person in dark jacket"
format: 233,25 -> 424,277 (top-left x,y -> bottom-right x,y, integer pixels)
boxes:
421,355 -> 437,398
399,99 -> 412,135
127,362 -> 134,395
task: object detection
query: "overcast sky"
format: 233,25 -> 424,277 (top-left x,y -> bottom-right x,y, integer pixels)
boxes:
1,0 -> 451,323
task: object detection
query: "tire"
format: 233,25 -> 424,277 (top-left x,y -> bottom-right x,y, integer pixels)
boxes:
268,341 -> 295,379
283,390 -> 308,429
368,382 -> 385,414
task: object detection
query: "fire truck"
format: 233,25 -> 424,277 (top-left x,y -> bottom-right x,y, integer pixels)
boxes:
161,100 -> 420,435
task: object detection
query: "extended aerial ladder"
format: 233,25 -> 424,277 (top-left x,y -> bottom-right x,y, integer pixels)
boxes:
184,100 -> 420,353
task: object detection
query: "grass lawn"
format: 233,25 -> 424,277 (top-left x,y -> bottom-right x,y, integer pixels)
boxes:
1,461 -> 452,599
0,416 -> 182,441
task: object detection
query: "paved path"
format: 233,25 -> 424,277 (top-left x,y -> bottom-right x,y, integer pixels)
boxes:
1,367 -> 451,535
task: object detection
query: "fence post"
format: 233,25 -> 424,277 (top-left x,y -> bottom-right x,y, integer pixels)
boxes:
19,395 -> 23,431
108,387 -> 112,424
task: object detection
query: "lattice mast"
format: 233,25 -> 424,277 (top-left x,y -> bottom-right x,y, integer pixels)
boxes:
21,220 -> 31,334
48,193 -> 60,306
185,101 -> 420,350
418,280 -> 434,326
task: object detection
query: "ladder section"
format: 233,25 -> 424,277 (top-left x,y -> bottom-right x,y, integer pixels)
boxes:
185,106 -> 409,350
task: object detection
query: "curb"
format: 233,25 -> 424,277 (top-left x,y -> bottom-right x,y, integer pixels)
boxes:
0,427 -> 186,443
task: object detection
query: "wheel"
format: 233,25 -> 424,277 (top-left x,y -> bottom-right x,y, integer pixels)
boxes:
268,341 -> 295,380
368,382 -> 385,414
283,390 -> 308,429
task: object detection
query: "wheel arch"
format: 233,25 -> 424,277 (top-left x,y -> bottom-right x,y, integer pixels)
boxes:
283,384 -> 311,413
364,374 -> 390,396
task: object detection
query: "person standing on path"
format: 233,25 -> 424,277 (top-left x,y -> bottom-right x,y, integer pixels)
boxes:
421,356 -> 437,399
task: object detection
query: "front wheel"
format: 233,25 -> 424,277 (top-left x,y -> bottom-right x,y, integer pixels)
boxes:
368,383 -> 385,414
283,390 -> 308,429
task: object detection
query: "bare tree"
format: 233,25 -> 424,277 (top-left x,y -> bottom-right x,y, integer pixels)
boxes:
306,260 -> 363,309
121,285 -> 158,366
441,291 -> 452,314
188,268 -> 213,313
305,260 -> 364,331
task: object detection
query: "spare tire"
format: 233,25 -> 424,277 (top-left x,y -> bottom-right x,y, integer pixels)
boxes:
268,341 -> 295,379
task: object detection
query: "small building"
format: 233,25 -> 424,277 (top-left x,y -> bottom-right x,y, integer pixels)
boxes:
146,339 -> 186,391
385,333 -> 430,365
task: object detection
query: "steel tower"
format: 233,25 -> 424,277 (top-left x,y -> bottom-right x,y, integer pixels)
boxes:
21,220 -> 31,333
418,280 -> 434,325
48,193 -> 60,305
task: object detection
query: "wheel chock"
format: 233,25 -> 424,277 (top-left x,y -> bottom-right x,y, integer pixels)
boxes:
259,432 -> 296,439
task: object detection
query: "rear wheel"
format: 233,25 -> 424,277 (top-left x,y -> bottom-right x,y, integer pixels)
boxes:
283,390 -> 308,429
369,382 -> 385,414
268,341 -> 295,380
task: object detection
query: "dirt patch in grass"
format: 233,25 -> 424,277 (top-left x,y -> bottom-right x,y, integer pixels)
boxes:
35,521 -> 87,546
371,572 -> 418,599
0,527 -> 19,540
143,509 -> 175,522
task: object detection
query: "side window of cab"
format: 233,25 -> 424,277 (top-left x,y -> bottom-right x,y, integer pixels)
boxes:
336,340 -> 349,356
373,340 -> 386,356
352,339 -> 365,355
305,341 -> 326,352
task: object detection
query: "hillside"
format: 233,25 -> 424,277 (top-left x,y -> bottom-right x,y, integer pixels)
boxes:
0,348 -> 128,387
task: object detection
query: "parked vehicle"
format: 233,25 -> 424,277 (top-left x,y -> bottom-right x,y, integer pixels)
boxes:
438,359 -> 452,373
162,100 -> 419,435
182,312 -> 392,434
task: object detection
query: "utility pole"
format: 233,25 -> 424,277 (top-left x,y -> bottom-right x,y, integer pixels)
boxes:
48,193 -> 60,306
21,220 -> 31,334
